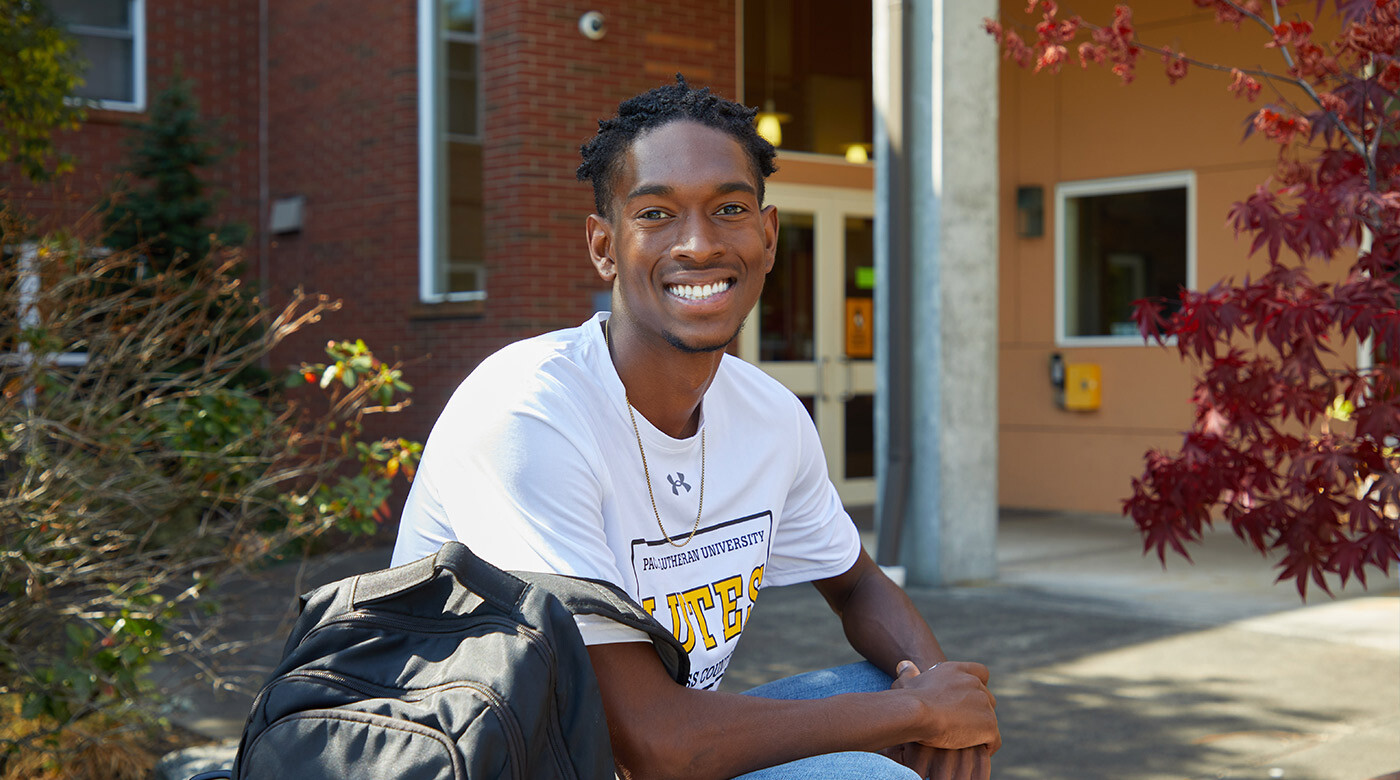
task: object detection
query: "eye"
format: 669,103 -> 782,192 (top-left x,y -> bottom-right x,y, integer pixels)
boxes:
716,203 -> 747,216
638,208 -> 670,220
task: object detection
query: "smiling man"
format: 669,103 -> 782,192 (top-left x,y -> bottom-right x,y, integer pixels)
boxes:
392,78 -> 999,780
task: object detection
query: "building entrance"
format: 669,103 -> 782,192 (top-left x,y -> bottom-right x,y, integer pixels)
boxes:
740,183 -> 876,505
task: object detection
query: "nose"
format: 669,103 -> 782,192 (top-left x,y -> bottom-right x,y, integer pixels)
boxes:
670,215 -> 724,263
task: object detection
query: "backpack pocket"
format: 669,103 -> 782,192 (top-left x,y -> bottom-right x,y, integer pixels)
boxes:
239,674 -> 529,780
239,709 -> 464,780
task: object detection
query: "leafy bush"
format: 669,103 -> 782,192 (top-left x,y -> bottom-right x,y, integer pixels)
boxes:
0,0 -> 86,181
0,219 -> 419,772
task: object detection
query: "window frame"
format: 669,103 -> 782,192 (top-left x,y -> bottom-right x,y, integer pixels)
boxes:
2,243 -> 92,409
1054,170 -> 1196,348
443,5 -> 483,145
417,0 -> 486,304
58,0 -> 147,112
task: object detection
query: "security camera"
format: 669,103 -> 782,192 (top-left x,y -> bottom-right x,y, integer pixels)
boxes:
579,11 -> 605,40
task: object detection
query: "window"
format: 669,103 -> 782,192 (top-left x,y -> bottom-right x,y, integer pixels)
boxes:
743,0 -> 873,160
444,0 -> 481,143
2,244 -> 90,408
1055,172 -> 1195,345
49,0 -> 145,111
419,0 -> 485,303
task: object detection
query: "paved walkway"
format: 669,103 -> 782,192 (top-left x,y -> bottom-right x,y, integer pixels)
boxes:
155,511 -> 1399,780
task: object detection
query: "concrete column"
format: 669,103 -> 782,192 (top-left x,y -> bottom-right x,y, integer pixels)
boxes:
874,0 -> 999,586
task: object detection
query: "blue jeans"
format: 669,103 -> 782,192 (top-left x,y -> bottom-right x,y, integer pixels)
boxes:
730,662 -> 920,780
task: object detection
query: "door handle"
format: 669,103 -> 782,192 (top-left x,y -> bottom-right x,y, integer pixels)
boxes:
838,357 -> 854,403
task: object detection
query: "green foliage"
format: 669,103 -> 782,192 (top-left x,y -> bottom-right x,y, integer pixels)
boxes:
101,73 -> 247,274
0,214 -> 420,770
0,0 -> 86,181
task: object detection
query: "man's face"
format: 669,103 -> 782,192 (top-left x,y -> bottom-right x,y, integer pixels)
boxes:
588,120 -> 778,354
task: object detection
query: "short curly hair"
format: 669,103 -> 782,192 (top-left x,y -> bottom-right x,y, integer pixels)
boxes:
578,75 -> 778,220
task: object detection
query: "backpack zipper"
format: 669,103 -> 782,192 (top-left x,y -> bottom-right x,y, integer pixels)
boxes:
297,610 -> 518,645
277,616 -> 532,773
272,609 -> 580,778
241,708 -> 467,780
503,620 -> 585,780
252,667 -> 527,780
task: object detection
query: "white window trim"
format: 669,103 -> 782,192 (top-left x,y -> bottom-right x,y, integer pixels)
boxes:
2,244 -> 91,409
62,0 -> 147,112
1054,170 -> 1196,348
443,24 -> 483,144
418,0 -> 486,304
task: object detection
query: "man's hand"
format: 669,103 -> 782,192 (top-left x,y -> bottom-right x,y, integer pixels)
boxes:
885,659 -> 999,780
883,743 -> 992,780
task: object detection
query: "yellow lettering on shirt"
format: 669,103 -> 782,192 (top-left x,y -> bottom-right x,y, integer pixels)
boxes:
711,574 -> 745,641
666,592 -> 696,653
679,584 -> 719,651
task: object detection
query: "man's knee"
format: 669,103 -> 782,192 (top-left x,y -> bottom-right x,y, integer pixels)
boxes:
760,751 -> 920,780
740,661 -> 893,700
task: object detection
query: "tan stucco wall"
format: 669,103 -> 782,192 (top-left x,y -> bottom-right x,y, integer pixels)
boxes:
996,1 -> 1340,512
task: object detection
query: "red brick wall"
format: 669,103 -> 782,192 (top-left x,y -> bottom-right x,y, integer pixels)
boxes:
426,0 -> 742,419
5,0 -> 742,521
261,0 -> 421,410
1,0 -> 261,246
265,0 -> 741,448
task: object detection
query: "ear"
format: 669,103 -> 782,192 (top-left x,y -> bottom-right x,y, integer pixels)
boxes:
586,214 -> 616,282
759,204 -> 779,275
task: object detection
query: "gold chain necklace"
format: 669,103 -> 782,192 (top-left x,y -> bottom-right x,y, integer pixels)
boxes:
604,319 -> 705,548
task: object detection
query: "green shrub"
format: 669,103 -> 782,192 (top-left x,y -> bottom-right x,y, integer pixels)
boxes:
0,220 -> 419,771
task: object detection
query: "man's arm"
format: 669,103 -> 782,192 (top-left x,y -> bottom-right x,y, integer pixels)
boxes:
811,549 -> 945,673
812,549 -> 1001,778
587,640 -> 995,780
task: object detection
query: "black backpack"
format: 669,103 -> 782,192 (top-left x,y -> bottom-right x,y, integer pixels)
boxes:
222,542 -> 687,780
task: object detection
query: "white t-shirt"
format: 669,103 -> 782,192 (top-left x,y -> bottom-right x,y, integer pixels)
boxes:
392,313 -> 861,689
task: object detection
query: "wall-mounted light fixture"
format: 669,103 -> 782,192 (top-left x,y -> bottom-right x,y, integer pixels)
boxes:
755,99 -> 789,147
1016,185 -> 1044,238
843,143 -> 871,164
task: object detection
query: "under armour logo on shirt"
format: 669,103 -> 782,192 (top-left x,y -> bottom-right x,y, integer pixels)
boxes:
667,473 -> 692,495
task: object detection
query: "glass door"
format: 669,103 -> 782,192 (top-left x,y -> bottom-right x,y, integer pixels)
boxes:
740,184 -> 876,505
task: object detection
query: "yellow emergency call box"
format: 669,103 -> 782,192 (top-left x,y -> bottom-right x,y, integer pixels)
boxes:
846,298 -> 874,359
1063,363 -> 1102,411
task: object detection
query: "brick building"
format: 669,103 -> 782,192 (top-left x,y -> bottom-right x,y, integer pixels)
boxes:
8,0 -> 1305,582
8,0 -> 762,447
7,0 -> 890,499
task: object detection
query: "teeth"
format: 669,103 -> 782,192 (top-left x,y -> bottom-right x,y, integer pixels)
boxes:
669,281 -> 731,300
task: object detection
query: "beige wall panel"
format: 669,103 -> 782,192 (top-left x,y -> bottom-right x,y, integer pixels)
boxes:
769,156 -> 873,190
1011,235 -> 1056,346
999,427 -> 1184,513
997,204 -> 1021,344
1045,0 -> 1211,26
1000,345 -> 1197,430
1194,166 -> 1279,287
1048,15 -> 1284,180
1000,347 -> 1057,425
1000,47 -> 1059,346
997,48 -> 1021,346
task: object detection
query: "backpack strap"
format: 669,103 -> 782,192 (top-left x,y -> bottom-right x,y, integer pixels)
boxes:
350,542 -> 526,613
337,544 -> 690,685
515,571 -> 690,686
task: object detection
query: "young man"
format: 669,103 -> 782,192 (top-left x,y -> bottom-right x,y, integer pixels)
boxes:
392,79 -> 999,780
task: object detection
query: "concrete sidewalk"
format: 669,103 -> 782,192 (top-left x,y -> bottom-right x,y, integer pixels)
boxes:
156,511 -> 1400,780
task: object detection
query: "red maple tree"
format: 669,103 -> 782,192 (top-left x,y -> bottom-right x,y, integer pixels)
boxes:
987,0 -> 1400,597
